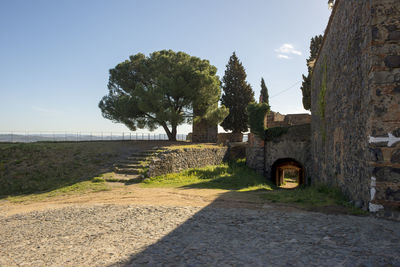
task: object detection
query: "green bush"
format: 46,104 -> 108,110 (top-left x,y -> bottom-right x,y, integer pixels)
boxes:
265,127 -> 289,141
247,102 -> 270,139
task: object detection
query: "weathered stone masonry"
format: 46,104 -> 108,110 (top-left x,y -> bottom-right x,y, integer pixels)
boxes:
311,0 -> 400,217
147,147 -> 227,177
246,114 -> 311,182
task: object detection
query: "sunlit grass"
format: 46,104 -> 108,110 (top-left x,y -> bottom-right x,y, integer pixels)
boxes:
6,177 -> 110,203
0,142 -> 124,197
158,143 -> 224,151
142,159 -> 367,215
142,159 -> 273,190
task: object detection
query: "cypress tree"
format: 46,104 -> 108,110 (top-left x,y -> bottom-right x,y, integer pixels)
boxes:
260,77 -> 269,105
301,34 -> 323,110
221,52 -> 255,133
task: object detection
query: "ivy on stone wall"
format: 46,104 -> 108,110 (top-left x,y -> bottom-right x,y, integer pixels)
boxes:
265,126 -> 289,141
318,57 -> 328,142
247,102 -> 270,139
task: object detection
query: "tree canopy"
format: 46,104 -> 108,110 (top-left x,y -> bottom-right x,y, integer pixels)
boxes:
300,34 -> 323,110
99,50 -> 227,141
260,77 -> 269,105
220,52 -> 255,133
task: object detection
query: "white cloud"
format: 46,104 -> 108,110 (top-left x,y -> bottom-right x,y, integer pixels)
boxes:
275,43 -> 302,59
277,54 -> 290,59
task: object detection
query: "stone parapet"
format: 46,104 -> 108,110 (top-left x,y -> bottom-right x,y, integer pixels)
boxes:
147,146 -> 227,177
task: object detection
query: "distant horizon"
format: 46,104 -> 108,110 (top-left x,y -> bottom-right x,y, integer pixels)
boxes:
0,0 -> 330,133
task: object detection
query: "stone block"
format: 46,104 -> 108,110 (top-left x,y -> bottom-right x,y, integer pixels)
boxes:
391,149 -> 400,163
384,55 -> 400,68
373,167 -> 400,183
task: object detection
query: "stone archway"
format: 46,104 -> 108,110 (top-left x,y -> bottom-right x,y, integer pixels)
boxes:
271,158 -> 305,188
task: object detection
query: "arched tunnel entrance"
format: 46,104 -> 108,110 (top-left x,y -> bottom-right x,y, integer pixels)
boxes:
271,158 -> 305,188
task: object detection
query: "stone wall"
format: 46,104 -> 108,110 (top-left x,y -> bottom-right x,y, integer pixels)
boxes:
246,124 -> 311,180
310,0 -> 400,217
246,133 -> 265,175
147,146 -> 227,177
265,112 -> 311,128
264,124 -> 312,184
192,120 -> 218,143
217,133 -> 244,144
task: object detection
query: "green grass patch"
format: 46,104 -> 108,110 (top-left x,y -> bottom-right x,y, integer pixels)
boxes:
260,184 -> 368,215
142,160 -> 367,215
142,159 -> 274,190
0,141 -> 131,197
6,178 -> 110,203
159,143 -> 223,151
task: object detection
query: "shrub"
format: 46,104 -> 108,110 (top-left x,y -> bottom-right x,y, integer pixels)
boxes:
247,102 -> 270,139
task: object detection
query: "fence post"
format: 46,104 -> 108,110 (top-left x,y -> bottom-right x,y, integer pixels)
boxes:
110,132 -> 112,141
122,132 -> 124,141
11,132 -> 13,143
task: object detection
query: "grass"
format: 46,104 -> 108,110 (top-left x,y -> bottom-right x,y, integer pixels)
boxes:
0,141 -> 131,197
159,143 -> 224,151
142,159 -> 273,190
6,177 -> 110,203
142,159 -> 367,215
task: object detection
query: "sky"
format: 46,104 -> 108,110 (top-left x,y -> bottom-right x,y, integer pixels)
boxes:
0,0 -> 331,134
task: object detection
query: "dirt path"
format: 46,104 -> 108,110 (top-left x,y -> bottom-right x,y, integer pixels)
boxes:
0,184 -> 285,217
0,188 -> 399,267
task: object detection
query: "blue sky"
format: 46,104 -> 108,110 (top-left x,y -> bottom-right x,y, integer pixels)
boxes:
0,0 -> 331,134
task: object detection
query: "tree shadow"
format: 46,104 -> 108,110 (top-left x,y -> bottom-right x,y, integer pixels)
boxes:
180,160 -> 276,191
108,189 -> 383,267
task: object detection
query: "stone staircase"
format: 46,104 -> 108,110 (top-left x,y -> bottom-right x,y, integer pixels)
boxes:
105,148 -> 159,183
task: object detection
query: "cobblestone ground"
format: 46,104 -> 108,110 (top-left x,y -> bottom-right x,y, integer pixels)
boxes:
0,204 -> 399,267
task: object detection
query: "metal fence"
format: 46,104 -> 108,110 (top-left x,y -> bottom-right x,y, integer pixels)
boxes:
0,131 -> 188,143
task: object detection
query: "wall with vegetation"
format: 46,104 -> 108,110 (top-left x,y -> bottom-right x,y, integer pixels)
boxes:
264,125 -> 311,184
147,146 -> 227,177
246,125 -> 311,180
310,0 -> 400,218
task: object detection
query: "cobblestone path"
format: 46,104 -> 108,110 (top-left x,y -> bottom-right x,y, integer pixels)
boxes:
0,204 -> 399,267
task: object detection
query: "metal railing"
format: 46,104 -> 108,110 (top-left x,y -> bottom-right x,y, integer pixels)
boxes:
0,131 -> 188,143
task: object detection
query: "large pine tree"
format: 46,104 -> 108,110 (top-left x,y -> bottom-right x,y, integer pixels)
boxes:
300,34 -> 323,110
221,52 -> 255,133
260,77 -> 269,105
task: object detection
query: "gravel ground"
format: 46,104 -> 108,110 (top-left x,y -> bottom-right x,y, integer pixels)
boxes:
0,204 -> 399,267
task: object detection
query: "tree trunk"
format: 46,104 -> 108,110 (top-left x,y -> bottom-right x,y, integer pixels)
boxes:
170,126 -> 177,141
161,124 -> 177,141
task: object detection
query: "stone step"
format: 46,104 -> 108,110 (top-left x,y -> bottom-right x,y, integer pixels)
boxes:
126,156 -> 147,161
128,153 -> 154,158
119,158 -> 146,164
113,163 -> 144,169
114,167 -> 141,175
104,174 -> 143,183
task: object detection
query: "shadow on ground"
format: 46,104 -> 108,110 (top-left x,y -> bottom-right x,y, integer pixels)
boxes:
109,190 -> 398,267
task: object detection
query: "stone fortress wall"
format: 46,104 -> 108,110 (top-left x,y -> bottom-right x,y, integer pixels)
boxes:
311,0 -> 400,218
246,0 -> 400,218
